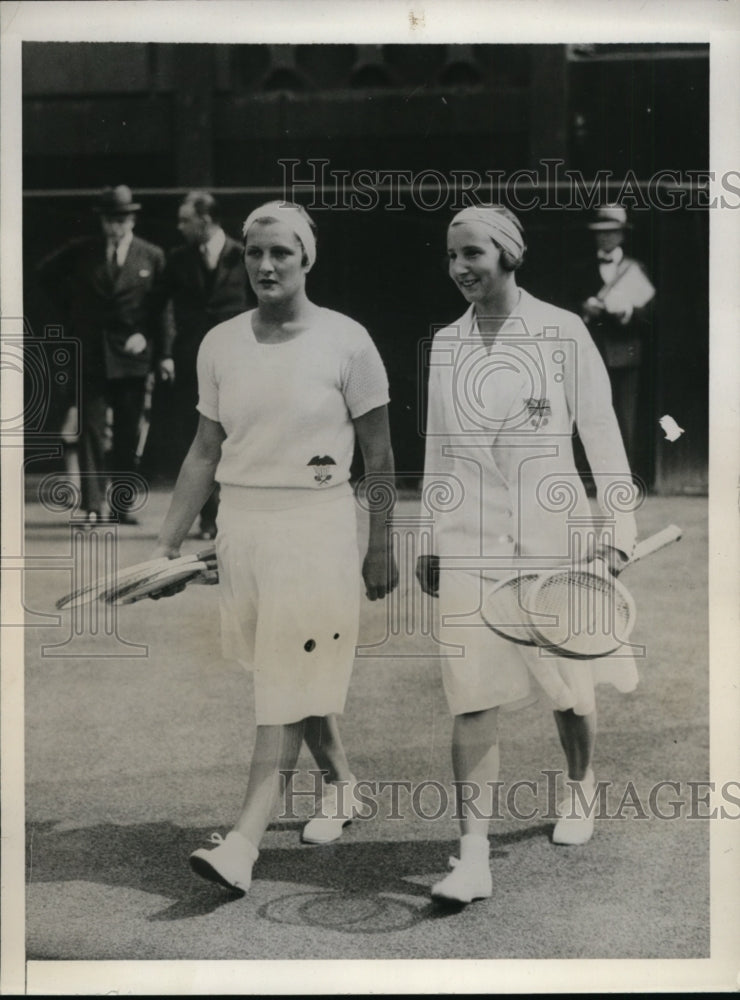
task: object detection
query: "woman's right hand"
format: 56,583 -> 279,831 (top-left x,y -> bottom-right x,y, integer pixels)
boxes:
151,543 -> 181,562
147,543 -> 186,600
415,554 -> 440,597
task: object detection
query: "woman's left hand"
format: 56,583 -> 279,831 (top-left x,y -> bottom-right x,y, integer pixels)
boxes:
591,543 -> 630,577
362,544 -> 399,601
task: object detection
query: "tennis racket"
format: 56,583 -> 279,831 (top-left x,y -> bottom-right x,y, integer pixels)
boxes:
106,557 -> 215,605
481,524 -> 682,659
56,542 -> 217,610
479,570 -> 545,647
56,554 -> 172,610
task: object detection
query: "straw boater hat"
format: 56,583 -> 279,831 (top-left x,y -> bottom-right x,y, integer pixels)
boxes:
587,205 -> 631,230
93,185 -> 142,216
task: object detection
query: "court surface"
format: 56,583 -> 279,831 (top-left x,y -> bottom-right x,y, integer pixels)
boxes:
19,485 -> 710,976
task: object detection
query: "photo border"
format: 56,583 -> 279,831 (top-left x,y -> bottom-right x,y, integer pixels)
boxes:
2,1 -> 738,994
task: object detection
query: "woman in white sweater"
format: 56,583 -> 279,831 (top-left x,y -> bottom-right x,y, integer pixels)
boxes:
153,201 -> 398,894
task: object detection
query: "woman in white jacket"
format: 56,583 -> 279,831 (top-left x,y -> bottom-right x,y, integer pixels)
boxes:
416,205 -> 639,905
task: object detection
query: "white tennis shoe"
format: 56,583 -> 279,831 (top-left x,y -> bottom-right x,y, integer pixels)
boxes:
431,834 -> 492,905
189,830 -> 259,893
431,856 -> 494,905
552,768 -> 597,845
301,775 -> 358,845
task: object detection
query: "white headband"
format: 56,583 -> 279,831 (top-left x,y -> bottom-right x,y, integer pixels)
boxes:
449,207 -> 525,259
242,201 -> 317,268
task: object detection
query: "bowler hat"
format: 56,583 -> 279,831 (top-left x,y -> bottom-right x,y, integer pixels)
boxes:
588,205 -> 631,230
93,185 -> 142,215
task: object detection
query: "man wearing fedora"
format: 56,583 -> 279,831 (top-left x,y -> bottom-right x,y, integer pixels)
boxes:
38,184 -> 169,525
575,204 -> 655,476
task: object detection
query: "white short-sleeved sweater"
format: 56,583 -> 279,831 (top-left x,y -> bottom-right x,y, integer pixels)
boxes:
197,307 -> 390,491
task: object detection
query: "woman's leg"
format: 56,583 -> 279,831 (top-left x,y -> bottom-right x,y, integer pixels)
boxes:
551,708 -> 597,845
553,708 -> 596,781
303,714 -> 353,783
233,719 -> 306,846
190,719 -> 306,892
451,707 -> 500,837
432,707 -> 499,904
301,714 -> 357,844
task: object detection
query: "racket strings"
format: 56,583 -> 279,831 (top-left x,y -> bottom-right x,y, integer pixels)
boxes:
531,571 -> 633,656
481,525 -> 680,660
483,574 -> 545,645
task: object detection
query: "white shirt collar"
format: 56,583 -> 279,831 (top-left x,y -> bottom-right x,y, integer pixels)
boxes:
108,229 -> 134,266
200,227 -> 226,268
598,246 -> 624,266
467,289 -> 528,339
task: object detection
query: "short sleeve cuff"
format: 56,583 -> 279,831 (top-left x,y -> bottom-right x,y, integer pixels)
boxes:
197,401 -> 219,422
348,393 -> 390,420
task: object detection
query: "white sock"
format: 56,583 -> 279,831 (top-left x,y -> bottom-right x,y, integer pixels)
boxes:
227,830 -> 259,860
569,768 -> 595,787
459,833 -> 489,863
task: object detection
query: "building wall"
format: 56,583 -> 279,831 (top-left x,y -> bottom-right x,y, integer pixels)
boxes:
21,42 -> 709,494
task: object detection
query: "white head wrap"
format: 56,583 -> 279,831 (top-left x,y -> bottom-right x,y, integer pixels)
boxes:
242,201 -> 317,269
449,206 -> 525,260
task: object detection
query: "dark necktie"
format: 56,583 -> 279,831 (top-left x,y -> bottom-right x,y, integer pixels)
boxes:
108,243 -> 121,279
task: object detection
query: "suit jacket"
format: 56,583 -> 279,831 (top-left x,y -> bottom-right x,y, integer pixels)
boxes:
569,255 -> 654,370
162,235 -> 251,374
422,292 -> 637,569
37,234 -> 168,383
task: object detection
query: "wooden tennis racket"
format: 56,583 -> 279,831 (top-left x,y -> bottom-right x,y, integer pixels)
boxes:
104,554 -> 218,605
481,524 -> 682,659
56,543 -> 217,610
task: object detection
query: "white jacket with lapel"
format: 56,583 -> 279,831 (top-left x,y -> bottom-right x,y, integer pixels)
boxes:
423,290 -> 637,575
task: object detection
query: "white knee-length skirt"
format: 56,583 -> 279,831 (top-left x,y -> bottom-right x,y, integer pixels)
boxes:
438,570 -> 639,717
216,485 -> 361,725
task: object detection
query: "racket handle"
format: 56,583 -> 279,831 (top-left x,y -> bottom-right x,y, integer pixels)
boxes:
630,524 -> 682,565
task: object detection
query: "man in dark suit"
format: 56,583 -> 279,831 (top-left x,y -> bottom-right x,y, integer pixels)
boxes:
572,205 -> 655,474
159,190 -> 251,539
38,185 -> 169,525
